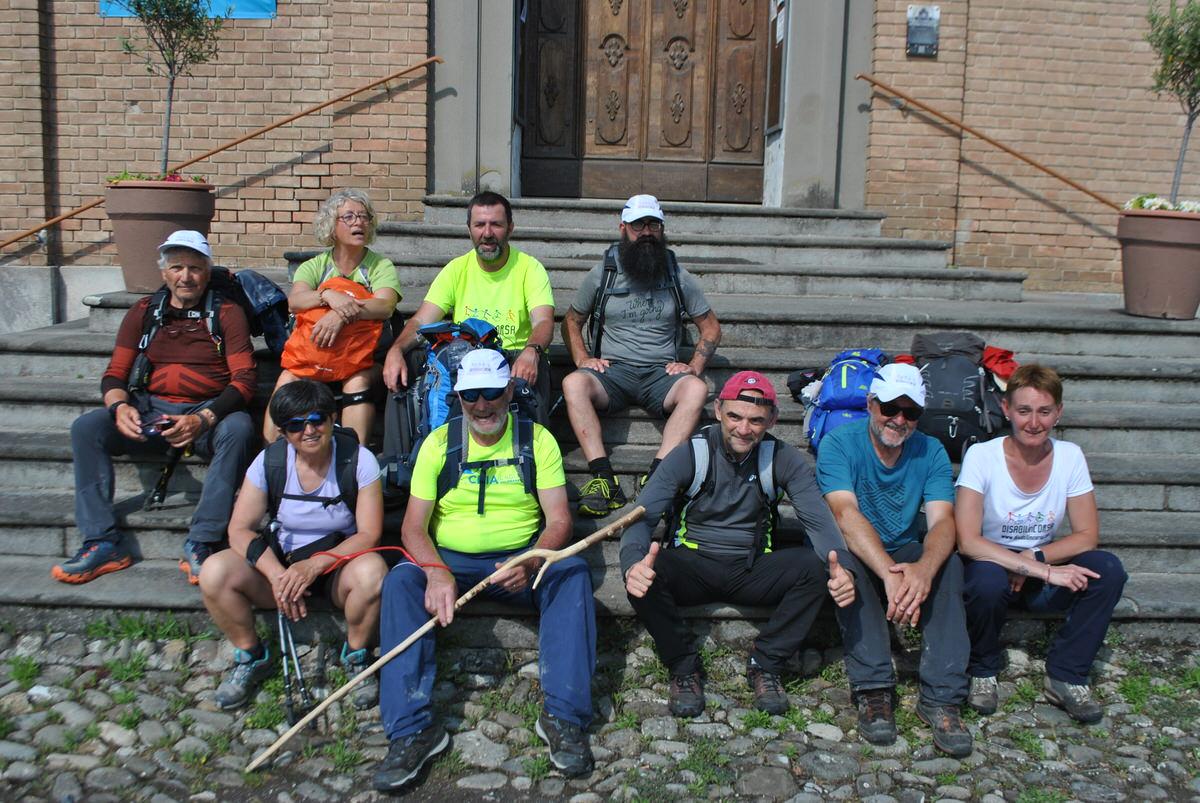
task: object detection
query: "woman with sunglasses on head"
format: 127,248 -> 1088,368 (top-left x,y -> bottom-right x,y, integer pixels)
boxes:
955,364 -> 1126,725
200,380 -> 387,712
267,188 -> 402,446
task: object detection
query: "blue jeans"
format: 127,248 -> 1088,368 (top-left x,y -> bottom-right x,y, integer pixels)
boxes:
71,401 -> 255,545
379,546 -> 596,740
963,550 -> 1127,685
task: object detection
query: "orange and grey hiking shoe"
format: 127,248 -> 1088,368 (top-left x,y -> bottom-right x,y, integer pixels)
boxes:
577,475 -> 626,517
179,539 -> 217,586
51,541 -> 133,584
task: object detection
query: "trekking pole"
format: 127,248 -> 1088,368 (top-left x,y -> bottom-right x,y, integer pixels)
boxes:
278,611 -> 315,725
245,505 -> 646,772
145,447 -> 184,510
277,612 -> 297,725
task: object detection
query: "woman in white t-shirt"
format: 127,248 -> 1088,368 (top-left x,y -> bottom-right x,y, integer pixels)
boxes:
200,380 -> 387,712
955,364 -> 1126,725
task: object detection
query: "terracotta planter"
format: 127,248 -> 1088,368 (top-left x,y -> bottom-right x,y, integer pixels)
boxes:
1117,208 -> 1200,320
106,181 -> 216,292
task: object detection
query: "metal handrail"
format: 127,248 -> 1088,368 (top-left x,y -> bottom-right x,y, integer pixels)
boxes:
856,72 -> 1120,212
1,55 -> 444,251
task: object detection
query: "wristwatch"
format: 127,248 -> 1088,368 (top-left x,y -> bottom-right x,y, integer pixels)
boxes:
1032,548 -> 1046,563
526,343 -> 546,359
108,399 -> 129,419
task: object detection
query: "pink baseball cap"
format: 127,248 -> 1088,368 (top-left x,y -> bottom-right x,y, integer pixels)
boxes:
717,371 -> 777,404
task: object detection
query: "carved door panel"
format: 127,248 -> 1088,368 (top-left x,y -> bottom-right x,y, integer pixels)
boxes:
708,0 -> 767,199
519,0 -> 584,197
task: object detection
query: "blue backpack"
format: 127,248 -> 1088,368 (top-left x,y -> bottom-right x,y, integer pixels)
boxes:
805,348 -> 889,454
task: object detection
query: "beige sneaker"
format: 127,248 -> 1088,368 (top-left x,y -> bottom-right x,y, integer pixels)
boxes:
967,675 -> 998,715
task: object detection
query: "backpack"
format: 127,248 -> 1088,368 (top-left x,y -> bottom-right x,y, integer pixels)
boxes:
312,259 -> 406,358
666,426 -> 779,564
261,426 -> 361,562
911,332 -> 1009,461
435,406 -> 538,515
280,275 -> 381,382
804,348 -> 889,454
380,317 -> 504,495
127,267 -> 287,393
587,244 -> 690,358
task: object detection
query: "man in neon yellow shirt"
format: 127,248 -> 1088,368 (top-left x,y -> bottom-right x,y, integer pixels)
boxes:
373,350 -> 595,791
382,191 -> 555,416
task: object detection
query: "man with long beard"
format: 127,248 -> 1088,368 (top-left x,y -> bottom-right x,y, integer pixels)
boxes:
561,195 -> 721,517
372,350 -> 594,790
816,363 -> 973,758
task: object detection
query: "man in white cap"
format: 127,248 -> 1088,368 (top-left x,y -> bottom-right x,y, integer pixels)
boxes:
373,349 -> 595,790
54,230 -> 256,586
815,362 -> 973,758
561,194 -> 721,517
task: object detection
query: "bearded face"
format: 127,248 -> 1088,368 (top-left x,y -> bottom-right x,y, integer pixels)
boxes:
618,228 -> 671,288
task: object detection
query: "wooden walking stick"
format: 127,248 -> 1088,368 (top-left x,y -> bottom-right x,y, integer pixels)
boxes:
245,505 -> 646,772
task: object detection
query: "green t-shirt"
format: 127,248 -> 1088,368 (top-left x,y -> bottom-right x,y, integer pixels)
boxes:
423,248 -> 554,350
293,249 -> 403,299
410,414 -> 566,553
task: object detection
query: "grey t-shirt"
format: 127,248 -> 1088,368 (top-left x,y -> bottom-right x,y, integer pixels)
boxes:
570,248 -> 711,367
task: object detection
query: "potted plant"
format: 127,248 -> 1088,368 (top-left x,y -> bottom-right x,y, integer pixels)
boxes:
104,0 -> 229,292
1118,0 -> 1200,319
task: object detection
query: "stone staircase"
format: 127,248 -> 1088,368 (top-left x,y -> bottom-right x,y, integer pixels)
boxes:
0,195 -> 1197,632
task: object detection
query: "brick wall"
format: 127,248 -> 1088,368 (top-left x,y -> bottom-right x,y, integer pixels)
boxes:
0,1 -> 429,270
866,0 -> 1200,293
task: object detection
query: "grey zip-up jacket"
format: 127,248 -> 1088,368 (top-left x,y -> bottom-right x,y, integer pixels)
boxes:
619,427 -> 852,577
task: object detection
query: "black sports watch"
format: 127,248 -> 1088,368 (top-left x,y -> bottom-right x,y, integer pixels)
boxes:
108,399 -> 130,419
526,342 -> 546,359
1032,548 -> 1046,563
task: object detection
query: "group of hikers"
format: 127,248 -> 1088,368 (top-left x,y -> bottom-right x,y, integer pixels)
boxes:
55,189 -> 1127,790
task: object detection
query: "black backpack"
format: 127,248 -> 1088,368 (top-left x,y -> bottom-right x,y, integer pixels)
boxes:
587,244 -> 690,358
911,332 -> 1007,462
434,406 -> 537,515
264,426 -> 361,522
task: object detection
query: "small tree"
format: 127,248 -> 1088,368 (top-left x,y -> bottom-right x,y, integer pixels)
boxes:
1147,0 -> 1200,205
117,0 -> 230,175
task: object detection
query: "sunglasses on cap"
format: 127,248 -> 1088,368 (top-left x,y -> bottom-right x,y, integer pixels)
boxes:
282,411 -> 331,433
876,400 -> 923,422
458,386 -> 507,403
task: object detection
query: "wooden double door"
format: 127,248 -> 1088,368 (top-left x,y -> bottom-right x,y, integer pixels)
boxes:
520,0 -> 768,202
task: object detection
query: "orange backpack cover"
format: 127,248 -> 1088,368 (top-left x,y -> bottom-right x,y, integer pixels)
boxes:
281,275 -> 382,382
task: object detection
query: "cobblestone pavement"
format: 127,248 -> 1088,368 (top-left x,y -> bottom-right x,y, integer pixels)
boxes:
1,612 -> 1198,803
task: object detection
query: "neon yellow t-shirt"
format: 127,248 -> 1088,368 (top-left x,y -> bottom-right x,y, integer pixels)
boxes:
293,249 -> 403,299
423,248 -> 554,350
410,414 -> 566,553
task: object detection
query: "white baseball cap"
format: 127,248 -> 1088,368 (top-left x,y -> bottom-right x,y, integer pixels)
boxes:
869,363 -> 927,408
621,194 -> 665,224
454,349 -> 511,392
157,230 -> 212,260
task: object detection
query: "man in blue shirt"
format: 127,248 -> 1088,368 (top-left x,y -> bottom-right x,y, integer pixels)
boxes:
816,363 -> 972,757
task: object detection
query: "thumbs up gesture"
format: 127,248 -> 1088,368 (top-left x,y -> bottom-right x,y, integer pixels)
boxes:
826,550 -> 856,608
625,542 -> 660,599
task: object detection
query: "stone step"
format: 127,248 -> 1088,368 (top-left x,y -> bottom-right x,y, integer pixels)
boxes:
422,194 -> 887,237
374,222 -> 952,269
281,249 -> 1024,303
3,552 -> 1194,621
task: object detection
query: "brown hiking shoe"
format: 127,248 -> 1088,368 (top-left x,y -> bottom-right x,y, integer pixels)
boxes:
916,701 -> 973,757
855,688 -> 897,745
668,672 -> 705,718
747,657 -> 788,715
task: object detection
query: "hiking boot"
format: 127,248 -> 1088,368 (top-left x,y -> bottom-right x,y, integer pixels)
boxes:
635,472 -> 650,497
51,540 -> 133,584
967,675 -> 999,715
1043,675 -> 1103,724
668,672 -> 705,717
214,645 -> 274,710
341,643 -> 378,710
179,539 -> 218,586
916,701 -> 973,757
747,657 -> 788,715
535,711 -> 594,777
372,723 -> 450,791
855,688 -> 897,745
577,476 -> 626,517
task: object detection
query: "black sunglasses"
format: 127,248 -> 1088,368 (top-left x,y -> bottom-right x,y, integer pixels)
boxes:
283,411 -> 331,433
877,400 -> 923,422
458,386 -> 506,403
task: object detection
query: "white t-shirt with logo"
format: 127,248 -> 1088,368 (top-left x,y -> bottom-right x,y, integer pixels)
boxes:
955,437 -> 1093,550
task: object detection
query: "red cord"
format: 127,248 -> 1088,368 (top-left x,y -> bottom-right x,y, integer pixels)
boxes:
310,546 -> 450,575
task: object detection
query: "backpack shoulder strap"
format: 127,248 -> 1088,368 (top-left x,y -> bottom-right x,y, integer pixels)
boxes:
204,288 -> 222,354
589,245 -> 621,358
757,437 -> 777,501
436,417 -> 467,502
332,428 -> 360,513
685,433 -> 710,501
264,438 -> 289,521
665,250 -> 689,354
514,411 -> 537,495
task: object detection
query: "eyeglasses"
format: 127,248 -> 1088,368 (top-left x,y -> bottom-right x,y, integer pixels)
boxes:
337,212 -> 372,225
627,219 -> 663,233
877,400 -> 923,422
458,386 -> 507,403
283,411 -> 331,433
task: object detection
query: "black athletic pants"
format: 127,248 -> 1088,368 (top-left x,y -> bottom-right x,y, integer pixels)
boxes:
628,546 -> 827,677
